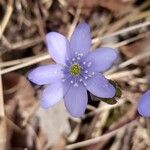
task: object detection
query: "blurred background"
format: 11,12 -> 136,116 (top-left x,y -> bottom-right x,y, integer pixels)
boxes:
0,0 -> 150,149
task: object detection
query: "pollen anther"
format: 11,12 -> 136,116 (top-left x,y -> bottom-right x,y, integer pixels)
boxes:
70,64 -> 81,76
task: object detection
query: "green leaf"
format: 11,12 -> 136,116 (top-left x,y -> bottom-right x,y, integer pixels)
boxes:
91,94 -> 118,105
109,80 -> 122,98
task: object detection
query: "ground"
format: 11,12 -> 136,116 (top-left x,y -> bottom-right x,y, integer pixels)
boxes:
0,0 -> 150,149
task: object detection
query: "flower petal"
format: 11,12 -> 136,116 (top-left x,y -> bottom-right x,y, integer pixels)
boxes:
64,84 -> 88,117
85,47 -> 118,72
46,32 -> 69,65
28,64 -> 63,85
85,74 -> 116,98
138,90 -> 150,117
70,22 -> 91,56
40,82 -> 64,108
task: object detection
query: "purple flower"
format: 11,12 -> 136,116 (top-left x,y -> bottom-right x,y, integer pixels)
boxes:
28,22 -> 118,117
138,90 -> 150,117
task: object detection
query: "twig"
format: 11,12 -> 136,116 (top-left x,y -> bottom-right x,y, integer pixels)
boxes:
68,0 -> 82,39
92,21 -> 150,44
2,36 -> 43,50
0,70 -> 4,118
35,1 -> 45,40
65,120 -> 137,150
129,10 -> 150,23
106,1 -> 150,33
22,102 -> 40,128
67,123 -> 81,143
109,128 -> 125,150
0,119 -> 6,150
0,32 -> 149,68
91,103 -> 110,137
92,15 -> 112,49
0,0 -> 14,39
0,53 -> 50,75
82,100 -> 124,119
0,55 -> 40,68
146,118 -> 150,150
5,117 -> 23,134
110,32 -> 150,49
106,69 -> 141,80
1,22 -> 150,74
0,68 -> 6,150
119,50 -> 150,69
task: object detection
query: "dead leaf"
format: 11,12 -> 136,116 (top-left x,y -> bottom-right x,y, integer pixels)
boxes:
36,101 -> 70,148
68,0 -> 133,15
3,72 -> 47,149
121,37 -> 150,58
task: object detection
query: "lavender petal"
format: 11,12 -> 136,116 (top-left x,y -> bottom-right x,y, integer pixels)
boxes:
85,47 -> 118,72
28,64 -> 63,85
40,81 -> 64,108
46,32 -> 69,65
138,90 -> 150,117
70,22 -> 91,56
64,84 -> 88,117
85,73 -> 116,98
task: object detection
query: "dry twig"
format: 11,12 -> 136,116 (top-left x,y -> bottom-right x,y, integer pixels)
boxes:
0,0 -> 14,39
65,120 -> 137,150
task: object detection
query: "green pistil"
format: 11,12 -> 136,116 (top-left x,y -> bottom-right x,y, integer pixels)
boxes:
70,64 -> 81,76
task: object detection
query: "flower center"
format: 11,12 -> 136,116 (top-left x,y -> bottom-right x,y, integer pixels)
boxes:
70,64 -> 81,76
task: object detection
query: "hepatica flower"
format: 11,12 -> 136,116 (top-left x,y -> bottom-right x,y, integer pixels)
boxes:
138,90 -> 150,117
28,22 -> 118,117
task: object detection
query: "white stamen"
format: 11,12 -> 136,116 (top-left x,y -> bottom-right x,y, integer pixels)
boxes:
83,61 -> 86,65
92,72 -> 95,75
84,76 -> 88,80
79,53 -> 83,56
70,80 -> 74,84
79,79 -> 83,82
77,57 -> 81,60
62,79 -> 65,82
87,62 -> 92,67
74,83 -> 78,87
88,75 -> 92,77
85,70 -> 88,73
72,58 -> 75,61
83,83 -> 87,86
